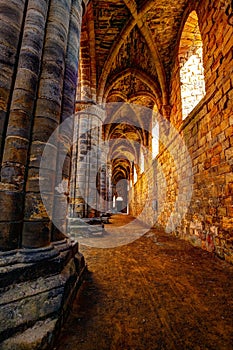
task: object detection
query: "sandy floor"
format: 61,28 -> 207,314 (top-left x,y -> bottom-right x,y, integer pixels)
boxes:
54,214 -> 233,350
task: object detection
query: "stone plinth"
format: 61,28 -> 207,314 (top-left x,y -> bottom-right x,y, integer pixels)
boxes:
0,240 -> 86,350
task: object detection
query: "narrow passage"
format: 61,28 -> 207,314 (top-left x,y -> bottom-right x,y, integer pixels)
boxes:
54,215 -> 233,350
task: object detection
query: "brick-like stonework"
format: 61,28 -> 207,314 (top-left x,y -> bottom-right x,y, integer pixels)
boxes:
179,11 -> 206,119
0,0 -> 232,347
130,0 -> 233,264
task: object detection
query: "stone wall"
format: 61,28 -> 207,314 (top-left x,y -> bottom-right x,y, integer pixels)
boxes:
179,11 -> 206,120
130,0 -> 233,264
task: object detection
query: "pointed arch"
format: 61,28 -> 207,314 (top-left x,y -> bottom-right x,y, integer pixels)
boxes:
103,68 -> 162,109
178,10 -> 206,119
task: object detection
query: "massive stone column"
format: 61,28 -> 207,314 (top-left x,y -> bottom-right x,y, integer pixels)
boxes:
71,103 -> 106,218
106,162 -> 113,211
0,0 -> 27,163
97,161 -> 113,213
0,0 -> 31,250
75,105 -> 93,218
0,1 -> 88,348
52,0 -> 83,239
22,0 -> 74,248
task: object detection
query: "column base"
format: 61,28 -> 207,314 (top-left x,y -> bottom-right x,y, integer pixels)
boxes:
0,239 -> 87,349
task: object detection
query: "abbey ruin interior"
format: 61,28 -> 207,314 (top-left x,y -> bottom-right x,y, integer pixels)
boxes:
0,0 -> 233,349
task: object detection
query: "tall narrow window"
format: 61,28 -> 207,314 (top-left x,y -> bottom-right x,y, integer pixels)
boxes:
152,122 -> 159,159
133,164 -> 137,184
179,11 -> 206,120
140,149 -> 145,174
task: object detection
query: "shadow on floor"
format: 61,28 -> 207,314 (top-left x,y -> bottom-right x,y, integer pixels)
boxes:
53,215 -> 233,350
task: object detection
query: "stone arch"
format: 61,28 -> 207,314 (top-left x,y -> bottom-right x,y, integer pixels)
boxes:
103,68 -> 162,109
107,91 -> 128,102
179,10 -> 206,120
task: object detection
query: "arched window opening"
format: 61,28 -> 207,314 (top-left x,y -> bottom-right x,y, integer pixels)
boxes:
133,164 -> 138,184
140,149 -> 145,174
152,122 -> 159,159
179,11 -> 206,120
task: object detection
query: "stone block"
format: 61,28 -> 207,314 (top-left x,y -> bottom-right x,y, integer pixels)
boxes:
225,126 -> 233,138
22,221 -> 51,248
0,243 -> 86,348
0,221 -> 21,251
0,319 -> 58,350
3,136 -> 29,164
0,189 -> 24,222
33,116 -> 59,143
30,141 -> 57,170
26,168 -> 55,193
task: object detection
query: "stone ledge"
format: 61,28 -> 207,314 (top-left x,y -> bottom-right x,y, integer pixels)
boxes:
0,318 -> 58,350
0,240 -> 79,289
0,241 -> 87,349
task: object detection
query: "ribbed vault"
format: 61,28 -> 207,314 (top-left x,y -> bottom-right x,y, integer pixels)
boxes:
78,0 -> 194,214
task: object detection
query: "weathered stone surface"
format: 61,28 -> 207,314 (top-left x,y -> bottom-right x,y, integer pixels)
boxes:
0,0 -> 85,348
0,0 -> 27,159
22,221 -> 51,248
0,189 -> 24,222
0,0 -> 233,347
0,319 -> 58,350
127,0 -> 233,263
0,222 -> 21,251
0,241 -> 86,348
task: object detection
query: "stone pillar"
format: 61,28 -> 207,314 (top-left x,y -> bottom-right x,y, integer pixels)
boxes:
107,163 -> 113,211
0,0 -> 50,251
22,0 -> 74,248
72,103 -> 105,218
128,162 -> 134,214
99,164 -> 106,213
98,161 -> 112,213
73,107 -> 91,218
52,0 -> 83,239
0,0 -> 27,163
0,1 -> 88,348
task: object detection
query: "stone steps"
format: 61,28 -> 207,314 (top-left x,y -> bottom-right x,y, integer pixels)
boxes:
0,318 -> 58,350
0,242 -> 87,349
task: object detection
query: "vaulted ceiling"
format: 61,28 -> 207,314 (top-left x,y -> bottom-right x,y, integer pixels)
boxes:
90,0 -> 191,104
79,0 -> 193,181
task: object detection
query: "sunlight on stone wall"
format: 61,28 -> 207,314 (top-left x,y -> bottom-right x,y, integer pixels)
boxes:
152,122 -> 159,158
180,48 -> 206,119
179,11 -> 206,120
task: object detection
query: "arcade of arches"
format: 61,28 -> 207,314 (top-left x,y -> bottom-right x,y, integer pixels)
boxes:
0,0 -> 233,348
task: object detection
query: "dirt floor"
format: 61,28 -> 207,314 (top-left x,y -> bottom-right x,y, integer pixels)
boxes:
54,214 -> 233,350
